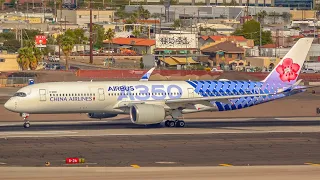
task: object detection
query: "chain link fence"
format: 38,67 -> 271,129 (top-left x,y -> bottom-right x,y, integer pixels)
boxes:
0,77 -> 34,87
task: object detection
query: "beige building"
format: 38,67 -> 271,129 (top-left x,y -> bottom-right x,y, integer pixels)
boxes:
290,10 -> 317,20
246,57 -> 281,70
0,53 -> 20,71
57,9 -> 115,26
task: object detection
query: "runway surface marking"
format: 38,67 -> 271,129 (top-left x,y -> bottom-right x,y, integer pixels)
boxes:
304,163 -> 320,166
0,126 -> 319,138
219,164 -> 233,167
1,117 -> 319,127
130,165 -> 140,168
0,162 -> 7,165
155,162 -> 177,164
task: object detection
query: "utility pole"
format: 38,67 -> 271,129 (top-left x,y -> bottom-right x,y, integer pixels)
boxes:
89,0 -> 93,64
259,22 -> 262,56
59,0 -> 62,58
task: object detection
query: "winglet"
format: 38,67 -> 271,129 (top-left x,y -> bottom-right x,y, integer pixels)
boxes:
139,67 -> 155,81
28,79 -> 35,85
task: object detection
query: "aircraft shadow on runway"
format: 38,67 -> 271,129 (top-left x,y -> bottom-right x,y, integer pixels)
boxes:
0,119 -> 319,132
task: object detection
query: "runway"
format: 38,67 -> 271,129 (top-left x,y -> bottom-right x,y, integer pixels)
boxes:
0,118 -> 319,168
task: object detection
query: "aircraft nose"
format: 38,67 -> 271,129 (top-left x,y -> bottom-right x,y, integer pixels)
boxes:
4,100 -> 15,111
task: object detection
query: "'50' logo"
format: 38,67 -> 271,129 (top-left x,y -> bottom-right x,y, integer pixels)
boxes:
118,85 -> 182,101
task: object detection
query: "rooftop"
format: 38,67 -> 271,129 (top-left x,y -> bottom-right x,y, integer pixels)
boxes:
104,37 -> 155,46
202,41 -> 244,53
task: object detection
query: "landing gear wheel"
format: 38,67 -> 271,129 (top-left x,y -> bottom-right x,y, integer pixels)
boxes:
168,121 -> 176,127
165,120 -> 171,127
175,120 -> 185,127
23,122 -> 30,128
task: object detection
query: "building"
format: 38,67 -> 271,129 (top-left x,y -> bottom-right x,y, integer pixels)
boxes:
104,37 -> 156,55
155,33 -> 198,56
125,5 -> 289,23
245,56 -> 281,71
199,35 -> 254,49
0,53 -> 20,71
275,0 -> 314,10
57,9 -> 115,27
130,0 -> 273,6
198,23 -> 234,35
201,41 -> 245,68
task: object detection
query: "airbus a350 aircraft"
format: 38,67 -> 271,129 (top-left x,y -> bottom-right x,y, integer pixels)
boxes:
4,38 -> 314,128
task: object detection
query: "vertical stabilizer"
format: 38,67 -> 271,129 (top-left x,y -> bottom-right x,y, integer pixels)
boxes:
262,38 -> 313,86
140,67 -> 155,81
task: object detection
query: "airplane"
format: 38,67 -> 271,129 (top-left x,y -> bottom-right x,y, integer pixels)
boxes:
4,38 -> 315,128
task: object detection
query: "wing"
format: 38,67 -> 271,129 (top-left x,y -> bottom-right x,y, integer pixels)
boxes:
114,93 -> 271,110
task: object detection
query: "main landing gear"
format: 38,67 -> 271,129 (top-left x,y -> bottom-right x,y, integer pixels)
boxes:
164,119 -> 185,128
21,113 -> 30,128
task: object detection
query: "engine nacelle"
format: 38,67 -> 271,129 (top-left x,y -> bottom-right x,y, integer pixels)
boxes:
88,113 -> 118,119
130,104 -> 165,125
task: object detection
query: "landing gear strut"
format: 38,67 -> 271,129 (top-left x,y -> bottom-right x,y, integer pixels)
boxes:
21,113 -> 30,128
164,119 -> 185,128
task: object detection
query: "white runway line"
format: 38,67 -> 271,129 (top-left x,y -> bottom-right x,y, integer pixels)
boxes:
155,162 -> 177,164
0,131 -> 77,135
0,162 -> 7,165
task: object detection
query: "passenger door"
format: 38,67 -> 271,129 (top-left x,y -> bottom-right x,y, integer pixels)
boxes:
188,88 -> 194,98
98,88 -> 105,101
39,89 -> 46,101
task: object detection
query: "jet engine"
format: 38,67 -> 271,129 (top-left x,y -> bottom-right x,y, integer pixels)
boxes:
87,113 -> 118,119
130,104 -> 165,125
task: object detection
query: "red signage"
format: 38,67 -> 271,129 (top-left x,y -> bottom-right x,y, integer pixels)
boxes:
66,158 -> 79,164
35,35 -> 47,47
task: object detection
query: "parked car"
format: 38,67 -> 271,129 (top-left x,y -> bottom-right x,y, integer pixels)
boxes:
301,68 -> 318,73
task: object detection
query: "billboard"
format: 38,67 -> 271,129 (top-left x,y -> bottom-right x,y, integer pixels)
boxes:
155,34 -> 197,49
35,35 -> 47,48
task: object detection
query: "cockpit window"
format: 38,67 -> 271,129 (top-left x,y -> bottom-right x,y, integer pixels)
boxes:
14,92 -> 27,97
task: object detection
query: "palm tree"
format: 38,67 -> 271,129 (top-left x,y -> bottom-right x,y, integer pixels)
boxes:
17,47 -> 33,70
61,35 -> 75,71
105,28 -> 115,68
0,0 -> 5,10
257,10 -> 267,25
31,47 -> 42,70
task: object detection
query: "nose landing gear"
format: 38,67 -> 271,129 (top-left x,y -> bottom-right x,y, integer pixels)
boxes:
21,113 -> 30,128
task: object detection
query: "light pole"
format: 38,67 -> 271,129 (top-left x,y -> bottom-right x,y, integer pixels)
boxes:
89,0 -> 93,64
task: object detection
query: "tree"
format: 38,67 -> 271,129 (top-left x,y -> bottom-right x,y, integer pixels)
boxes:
60,35 -> 75,71
3,39 -> 21,53
256,10 -> 267,25
282,12 -> 292,23
93,25 -> 105,49
73,28 -> 88,44
132,29 -> 141,38
232,19 -> 273,46
17,47 -> 33,70
172,19 -> 181,29
23,39 -> 42,70
105,28 -> 115,68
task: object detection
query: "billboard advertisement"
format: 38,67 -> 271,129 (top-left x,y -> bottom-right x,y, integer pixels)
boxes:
35,35 -> 47,48
155,33 -> 197,49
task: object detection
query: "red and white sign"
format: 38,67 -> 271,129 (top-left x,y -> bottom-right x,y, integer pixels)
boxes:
65,158 -> 79,164
35,35 -> 47,47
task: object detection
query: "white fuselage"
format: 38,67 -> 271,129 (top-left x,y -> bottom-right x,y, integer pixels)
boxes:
4,81 -> 212,114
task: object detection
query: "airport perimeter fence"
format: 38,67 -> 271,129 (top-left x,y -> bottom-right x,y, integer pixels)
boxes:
75,69 -> 223,79
0,77 -> 34,87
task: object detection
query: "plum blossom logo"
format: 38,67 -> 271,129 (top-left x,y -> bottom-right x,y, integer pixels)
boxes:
276,58 -> 300,82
